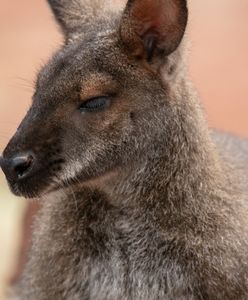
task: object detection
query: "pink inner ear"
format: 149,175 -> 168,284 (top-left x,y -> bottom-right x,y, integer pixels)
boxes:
120,0 -> 187,58
132,0 -> 178,38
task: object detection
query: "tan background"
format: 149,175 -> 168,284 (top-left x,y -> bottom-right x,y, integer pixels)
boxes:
0,0 -> 248,299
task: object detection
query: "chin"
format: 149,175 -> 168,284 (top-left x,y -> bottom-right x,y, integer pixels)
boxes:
8,177 -> 59,199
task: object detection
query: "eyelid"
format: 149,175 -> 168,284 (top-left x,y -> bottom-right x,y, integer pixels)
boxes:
78,95 -> 113,112
87,95 -> 110,101
80,92 -> 117,103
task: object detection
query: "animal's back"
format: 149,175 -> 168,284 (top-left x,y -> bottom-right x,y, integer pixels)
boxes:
212,130 -> 248,175
212,130 -> 248,222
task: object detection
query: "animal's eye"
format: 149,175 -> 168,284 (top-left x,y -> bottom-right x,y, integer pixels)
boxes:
78,96 -> 110,113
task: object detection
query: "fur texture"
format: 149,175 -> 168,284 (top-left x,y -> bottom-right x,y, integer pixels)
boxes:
1,0 -> 248,299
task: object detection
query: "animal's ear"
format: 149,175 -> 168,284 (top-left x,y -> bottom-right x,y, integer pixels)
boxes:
47,0 -> 82,39
47,0 -> 103,40
119,0 -> 188,62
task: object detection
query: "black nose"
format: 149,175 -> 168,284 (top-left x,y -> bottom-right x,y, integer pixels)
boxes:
0,152 -> 35,181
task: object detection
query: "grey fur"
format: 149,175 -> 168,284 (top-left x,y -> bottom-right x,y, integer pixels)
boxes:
1,0 -> 248,299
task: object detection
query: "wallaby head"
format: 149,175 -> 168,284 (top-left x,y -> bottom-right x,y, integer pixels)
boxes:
0,0 -> 188,198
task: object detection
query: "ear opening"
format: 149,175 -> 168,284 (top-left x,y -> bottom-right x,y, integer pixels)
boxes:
119,0 -> 188,62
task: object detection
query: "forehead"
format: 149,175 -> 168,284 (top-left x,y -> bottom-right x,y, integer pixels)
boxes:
38,30 -> 123,87
35,25 -> 150,104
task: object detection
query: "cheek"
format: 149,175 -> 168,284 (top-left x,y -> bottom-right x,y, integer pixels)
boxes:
59,159 -> 85,183
71,106 -> 127,134
94,100 -> 135,133
63,101 -> 135,158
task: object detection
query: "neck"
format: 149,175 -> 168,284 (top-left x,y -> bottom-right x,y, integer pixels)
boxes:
97,81 -> 224,221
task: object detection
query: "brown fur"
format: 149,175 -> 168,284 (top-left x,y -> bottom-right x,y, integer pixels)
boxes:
1,0 -> 248,299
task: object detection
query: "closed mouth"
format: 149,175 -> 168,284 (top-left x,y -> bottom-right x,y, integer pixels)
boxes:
5,157 -> 66,198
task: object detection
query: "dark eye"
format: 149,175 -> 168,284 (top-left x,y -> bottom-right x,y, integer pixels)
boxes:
78,96 -> 110,113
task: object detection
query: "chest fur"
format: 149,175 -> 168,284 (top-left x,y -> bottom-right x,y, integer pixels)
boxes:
24,198 -> 194,300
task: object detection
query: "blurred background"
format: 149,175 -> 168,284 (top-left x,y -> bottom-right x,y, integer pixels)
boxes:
0,0 -> 247,299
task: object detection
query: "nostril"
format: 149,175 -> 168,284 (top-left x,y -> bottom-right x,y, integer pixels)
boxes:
12,154 -> 34,179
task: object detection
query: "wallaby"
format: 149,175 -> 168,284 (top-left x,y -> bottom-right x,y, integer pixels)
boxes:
1,0 -> 248,299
